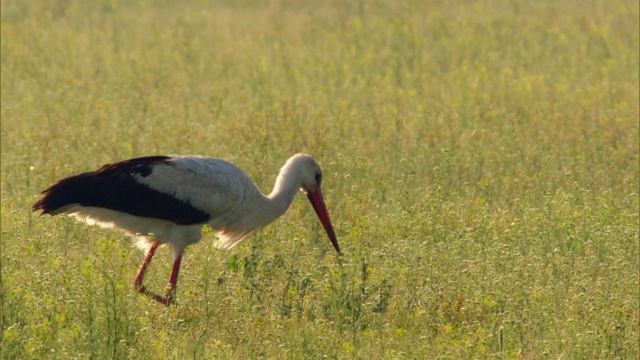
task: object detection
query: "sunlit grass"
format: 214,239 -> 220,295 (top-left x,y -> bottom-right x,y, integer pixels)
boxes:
2,0 -> 638,358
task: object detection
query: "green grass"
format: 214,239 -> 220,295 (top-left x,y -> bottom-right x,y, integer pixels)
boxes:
1,0 -> 638,358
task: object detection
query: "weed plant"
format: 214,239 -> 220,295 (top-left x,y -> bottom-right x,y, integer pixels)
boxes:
1,0 -> 638,358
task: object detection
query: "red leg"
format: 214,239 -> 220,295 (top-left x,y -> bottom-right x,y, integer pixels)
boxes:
134,244 -> 183,307
164,253 -> 183,305
134,242 -> 160,291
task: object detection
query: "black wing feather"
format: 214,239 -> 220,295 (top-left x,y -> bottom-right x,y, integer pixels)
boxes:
32,156 -> 210,225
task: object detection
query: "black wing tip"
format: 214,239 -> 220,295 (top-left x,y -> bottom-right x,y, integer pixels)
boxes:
31,179 -> 69,215
29,155 -> 209,225
31,194 -> 55,215
31,201 -> 43,213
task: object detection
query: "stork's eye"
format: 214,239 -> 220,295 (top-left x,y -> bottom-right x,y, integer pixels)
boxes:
315,172 -> 322,186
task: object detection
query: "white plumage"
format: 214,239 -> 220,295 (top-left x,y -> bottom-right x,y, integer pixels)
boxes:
33,153 -> 340,305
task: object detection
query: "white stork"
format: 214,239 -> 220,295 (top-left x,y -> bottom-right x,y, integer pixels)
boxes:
32,154 -> 340,305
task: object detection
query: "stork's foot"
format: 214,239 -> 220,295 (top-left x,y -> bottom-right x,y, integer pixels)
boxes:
135,284 -> 177,306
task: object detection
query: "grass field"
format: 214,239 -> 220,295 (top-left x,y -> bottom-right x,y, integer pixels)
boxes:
1,0 -> 638,358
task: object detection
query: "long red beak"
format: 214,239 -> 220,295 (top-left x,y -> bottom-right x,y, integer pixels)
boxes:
305,188 -> 341,253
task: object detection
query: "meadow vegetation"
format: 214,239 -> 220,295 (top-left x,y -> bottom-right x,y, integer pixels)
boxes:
1,0 -> 638,358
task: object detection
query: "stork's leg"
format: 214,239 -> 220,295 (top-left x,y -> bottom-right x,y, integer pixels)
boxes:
163,252 -> 183,306
134,242 -> 160,292
134,244 -> 183,306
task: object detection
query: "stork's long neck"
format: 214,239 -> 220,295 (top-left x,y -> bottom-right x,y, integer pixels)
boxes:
223,155 -> 310,241
266,160 -> 303,217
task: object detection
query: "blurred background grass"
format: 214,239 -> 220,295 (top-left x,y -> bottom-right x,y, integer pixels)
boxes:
1,0 -> 638,358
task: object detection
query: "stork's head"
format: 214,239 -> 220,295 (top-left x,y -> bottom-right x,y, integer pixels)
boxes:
286,154 -> 341,254
294,155 -> 322,193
